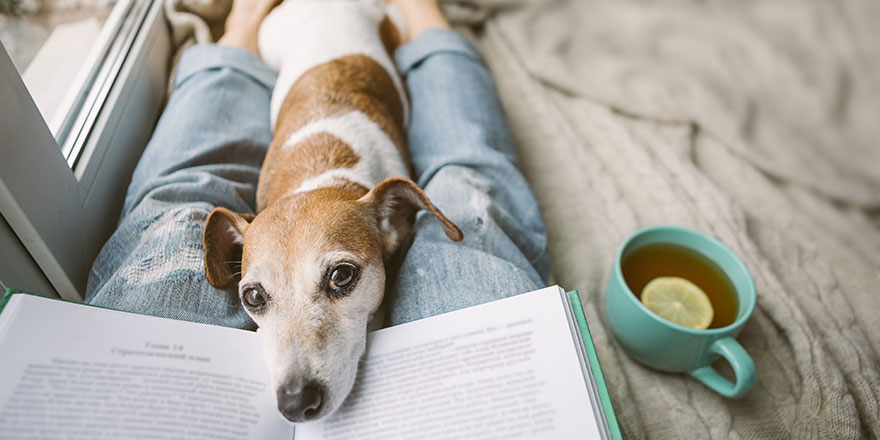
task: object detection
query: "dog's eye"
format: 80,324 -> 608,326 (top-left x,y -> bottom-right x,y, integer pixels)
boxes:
241,284 -> 268,310
330,264 -> 356,288
326,263 -> 359,297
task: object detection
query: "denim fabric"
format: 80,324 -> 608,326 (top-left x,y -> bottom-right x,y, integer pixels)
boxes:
86,45 -> 274,329
86,30 -> 548,330
385,29 -> 548,325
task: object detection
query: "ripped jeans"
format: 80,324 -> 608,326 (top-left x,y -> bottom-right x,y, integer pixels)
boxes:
86,29 -> 549,328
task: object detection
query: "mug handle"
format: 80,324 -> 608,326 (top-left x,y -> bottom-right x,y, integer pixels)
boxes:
689,337 -> 757,398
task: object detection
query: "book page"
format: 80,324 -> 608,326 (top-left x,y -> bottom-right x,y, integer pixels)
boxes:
0,295 -> 293,440
296,286 -> 601,440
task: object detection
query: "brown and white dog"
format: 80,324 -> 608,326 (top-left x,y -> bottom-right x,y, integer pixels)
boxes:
201,0 -> 462,423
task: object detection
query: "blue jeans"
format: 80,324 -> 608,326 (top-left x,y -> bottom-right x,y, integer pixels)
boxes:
86,29 -> 548,328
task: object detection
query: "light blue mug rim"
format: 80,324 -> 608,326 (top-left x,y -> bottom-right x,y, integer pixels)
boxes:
613,225 -> 757,336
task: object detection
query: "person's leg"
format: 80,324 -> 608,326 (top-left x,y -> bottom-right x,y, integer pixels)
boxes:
86,1 -> 279,328
385,1 -> 549,325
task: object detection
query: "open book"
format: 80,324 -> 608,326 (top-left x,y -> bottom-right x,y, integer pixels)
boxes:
0,286 -> 621,439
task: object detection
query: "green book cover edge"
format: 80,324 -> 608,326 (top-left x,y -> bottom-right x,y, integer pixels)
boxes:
568,290 -> 623,440
0,288 -> 24,314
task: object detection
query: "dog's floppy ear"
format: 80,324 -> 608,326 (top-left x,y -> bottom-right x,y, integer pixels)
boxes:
203,207 -> 255,289
361,177 -> 463,257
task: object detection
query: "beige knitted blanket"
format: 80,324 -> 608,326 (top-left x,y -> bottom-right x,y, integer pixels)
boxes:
166,0 -> 880,437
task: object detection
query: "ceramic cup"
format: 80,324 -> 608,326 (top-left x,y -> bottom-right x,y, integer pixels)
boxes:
605,226 -> 757,398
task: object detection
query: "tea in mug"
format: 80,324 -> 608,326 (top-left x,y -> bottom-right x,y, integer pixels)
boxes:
621,243 -> 739,329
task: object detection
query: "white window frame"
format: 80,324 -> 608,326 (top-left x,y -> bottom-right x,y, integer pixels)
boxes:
0,0 -> 171,301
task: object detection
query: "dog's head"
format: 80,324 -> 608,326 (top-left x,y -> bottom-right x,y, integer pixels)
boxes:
202,177 -> 461,422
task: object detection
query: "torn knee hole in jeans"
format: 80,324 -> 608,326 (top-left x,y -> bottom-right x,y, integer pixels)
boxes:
118,207 -> 209,286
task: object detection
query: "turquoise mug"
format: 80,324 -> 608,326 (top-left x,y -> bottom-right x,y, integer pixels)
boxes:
605,226 -> 757,398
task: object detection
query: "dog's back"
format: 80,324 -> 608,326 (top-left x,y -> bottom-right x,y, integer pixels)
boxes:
256,0 -> 409,211
258,0 -> 407,129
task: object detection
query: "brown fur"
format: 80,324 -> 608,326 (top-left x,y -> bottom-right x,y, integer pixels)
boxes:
244,187 -> 381,270
257,54 -> 408,211
379,16 -> 402,61
258,133 -> 365,210
204,14 -> 463,298
202,208 -> 255,288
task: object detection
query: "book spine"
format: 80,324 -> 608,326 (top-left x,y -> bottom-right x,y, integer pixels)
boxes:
568,290 -> 623,440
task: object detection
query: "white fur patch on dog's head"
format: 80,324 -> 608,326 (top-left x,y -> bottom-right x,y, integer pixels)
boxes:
236,190 -> 387,422
246,248 -> 385,422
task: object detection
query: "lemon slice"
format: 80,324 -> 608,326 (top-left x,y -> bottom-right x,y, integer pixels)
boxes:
641,277 -> 714,330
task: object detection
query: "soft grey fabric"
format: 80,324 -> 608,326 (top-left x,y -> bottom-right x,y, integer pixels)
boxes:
461,0 -> 880,438
163,0 -> 231,94
164,0 -> 880,437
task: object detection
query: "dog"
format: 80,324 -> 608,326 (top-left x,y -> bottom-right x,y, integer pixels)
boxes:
201,0 -> 463,423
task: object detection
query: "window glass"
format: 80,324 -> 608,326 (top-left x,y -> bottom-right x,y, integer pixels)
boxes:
1,0 -> 119,138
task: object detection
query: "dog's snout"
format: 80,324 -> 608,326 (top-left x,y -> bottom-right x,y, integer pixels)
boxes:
277,380 -> 325,422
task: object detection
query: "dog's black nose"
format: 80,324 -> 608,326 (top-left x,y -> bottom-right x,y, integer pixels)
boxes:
277,381 -> 324,422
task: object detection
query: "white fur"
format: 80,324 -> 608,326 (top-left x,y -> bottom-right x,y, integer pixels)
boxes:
242,247 -> 386,420
258,0 -> 408,129
285,110 -> 410,194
